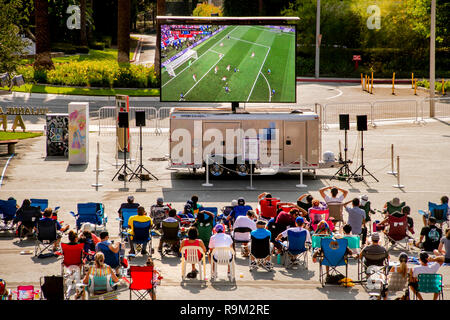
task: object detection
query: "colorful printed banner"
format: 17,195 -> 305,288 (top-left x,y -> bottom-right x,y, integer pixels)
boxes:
68,102 -> 89,165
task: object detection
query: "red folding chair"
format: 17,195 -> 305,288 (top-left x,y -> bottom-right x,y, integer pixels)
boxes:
309,208 -> 335,232
128,266 -> 155,300
61,243 -> 85,299
13,285 -> 39,300
258,198 -> 281,220
384,214 -> 410,251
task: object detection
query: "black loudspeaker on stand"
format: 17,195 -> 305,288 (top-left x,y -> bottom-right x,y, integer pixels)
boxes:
112,112 -> 133,183
347,115 -> 379,182
331,114 -> 355,180
129,110 -> 158,182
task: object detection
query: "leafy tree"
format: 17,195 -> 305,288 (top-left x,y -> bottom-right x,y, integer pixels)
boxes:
0,0 -> 28,73
193,2 -> 222,16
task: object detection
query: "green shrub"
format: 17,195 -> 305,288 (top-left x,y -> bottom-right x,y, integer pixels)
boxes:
89,42 -> 105,50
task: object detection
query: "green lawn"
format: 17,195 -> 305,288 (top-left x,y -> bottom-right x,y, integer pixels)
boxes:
21,49 -> 135,65
161,25 -> 296,102
0,131 -> 43,141
0,84 -> 159,97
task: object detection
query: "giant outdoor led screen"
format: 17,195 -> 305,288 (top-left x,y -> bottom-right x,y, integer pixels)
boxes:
160,23 -> 296,103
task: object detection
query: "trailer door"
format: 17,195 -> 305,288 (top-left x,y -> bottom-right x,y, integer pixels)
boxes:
283,121 -> 306,166
203,122 -> 241,161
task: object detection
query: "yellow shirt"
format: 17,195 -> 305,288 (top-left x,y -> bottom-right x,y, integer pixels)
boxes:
127,215 -> 153,237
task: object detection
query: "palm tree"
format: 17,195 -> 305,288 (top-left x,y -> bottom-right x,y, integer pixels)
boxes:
33,0 -> 54,69
118,0 -> 131,63
154,0 -> 165,76
80,0 -> 87,46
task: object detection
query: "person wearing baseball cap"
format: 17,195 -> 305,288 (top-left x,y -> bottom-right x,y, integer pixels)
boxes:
117,195 -> 140,219
275,216 -> 311,245
409,251 -> 445,300
359,232 -> 389,268
208,223 -> 234,279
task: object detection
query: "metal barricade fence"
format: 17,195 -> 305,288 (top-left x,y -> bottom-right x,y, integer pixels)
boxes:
323,102 -> 372,129
372,99 -> 419,125
98,106 -> 158,135
98,106 -> 116,135
421,97 -> 450,120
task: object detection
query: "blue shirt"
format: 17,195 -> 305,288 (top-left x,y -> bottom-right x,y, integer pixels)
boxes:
251,228 -> 271,240
40,217 -> 61,230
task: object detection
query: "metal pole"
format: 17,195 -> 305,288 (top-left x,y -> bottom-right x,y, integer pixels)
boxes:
296,154 -> 307,188
387,144 -> 397,175
202,156 -> 213,187
247,161 -> 255,190
92,141 -> 103,189
430,0 -> 436,117
393,156 -> 404,188
315,0 -> 320,79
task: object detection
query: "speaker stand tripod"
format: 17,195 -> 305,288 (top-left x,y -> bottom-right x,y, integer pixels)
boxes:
129,125 -> 158,183
347,131 -> 378,182
331,128 -> 354,180
112,128 -> 133,191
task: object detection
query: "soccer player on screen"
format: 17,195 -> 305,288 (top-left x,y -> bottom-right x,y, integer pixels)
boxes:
180,92 -> 185,101
225,85 -> 230,93
271,89 -> 275,97
268,68 -> 271,75
215,66 -> 218,74
227,65 -> 230,71
193,74 -> 197,82
251,52 -> 255,58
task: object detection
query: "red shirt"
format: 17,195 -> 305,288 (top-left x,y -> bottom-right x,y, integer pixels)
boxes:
275,212 -> 295,226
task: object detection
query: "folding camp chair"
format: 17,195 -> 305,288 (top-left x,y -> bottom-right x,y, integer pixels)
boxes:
40,276 -> 64,300
210,247 -> 236,282
232,227 -> 253,257
13,285 -> 40,300
129,220 -> 153,257
70,202 -> 107,233
128,265 -> 155,300
181,246 -> 206,280
201,207 -> 218,226
30,199 -> 54,212
385,201 -> 405,216
117,207 -> 138,240
34,218 -> 58,257
318,238 -> 349,287
384,214 -> 411,252
16,206 -> 41,240
358,249 -> 389,283
282,230 -> 310,269
96,242 -> 122,271
257,198 -> 281,220
231,205 -> 252,221
309,208 -> 335,232
61,243 -> 85,299
249,235 -> 273,272
414,274 -> 444,300
160,220 -> 181,257
0,199 -> 17,231
327,203 -> 344,230
419,202 -> 449,229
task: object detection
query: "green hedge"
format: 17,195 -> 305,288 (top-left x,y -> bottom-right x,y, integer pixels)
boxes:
417,80 -> 450,93
18,61 -> 157,88
297,47 -> 450,78
52,43 -> 90,54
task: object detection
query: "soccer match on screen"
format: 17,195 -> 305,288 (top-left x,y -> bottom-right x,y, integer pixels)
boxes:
160,24 -> 296,102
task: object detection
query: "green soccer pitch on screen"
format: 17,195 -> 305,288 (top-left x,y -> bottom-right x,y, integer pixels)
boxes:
160,24 -> 296,103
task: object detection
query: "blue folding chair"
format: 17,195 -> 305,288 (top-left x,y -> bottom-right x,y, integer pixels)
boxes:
70,203 -> 107,232
30,199 -> 61,214
282,230 -> 310,269
128,220 -> 152,257
419,202 -> 449,229
319,237 -> 349,287
96,241 -> 121,270
201,207 -> 218,226
0,199 -> 17,230
117,208 -> 138,240
232,205 -> 252,221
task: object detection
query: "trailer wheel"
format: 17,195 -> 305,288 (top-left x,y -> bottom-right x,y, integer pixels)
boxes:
235,163 -> 250,176
209,163 -> 224,177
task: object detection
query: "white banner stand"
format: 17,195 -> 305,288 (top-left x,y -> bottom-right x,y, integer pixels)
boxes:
296,154 -> 307,188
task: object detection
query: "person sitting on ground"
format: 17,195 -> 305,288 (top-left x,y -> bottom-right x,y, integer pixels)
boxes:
0,279 -> 12,300
415,217 -> 442,252
145,257 -> 162,300
249,220 -> 273,267
359,232 -> 389,267
127,206 -> 153,255
421,196 -> 449,227
180,227 -> 207,279
434,228 -> 450,263
209,224 -> 234,277
232,210 -> 257,257
319,186 -> 348,205
81,252 -> 120,300
117,195 -> 139,219
297,193 -> 314,213
409,251 -> 445,300
343,198 -> 367,245
386,252 -> 410,300
95,231 -> 123,274
40,208 -> 69,251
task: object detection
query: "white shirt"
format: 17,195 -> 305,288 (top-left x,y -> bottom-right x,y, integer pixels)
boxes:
232,216 -> 256,241
280,226 -> 311,243
412,262 -> 441,279
325,194 -> 344,204
209,232 -> 233,249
